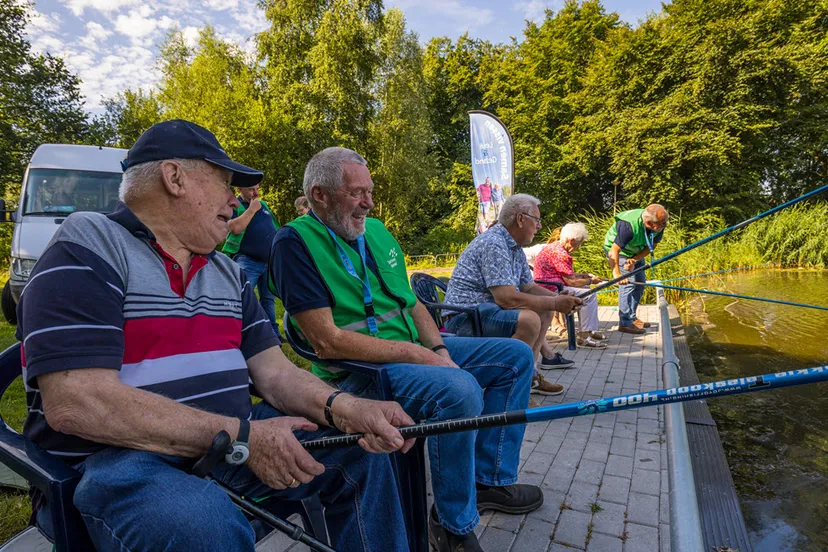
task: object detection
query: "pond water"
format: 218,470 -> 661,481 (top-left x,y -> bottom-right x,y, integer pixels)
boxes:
684,269 -> 828,552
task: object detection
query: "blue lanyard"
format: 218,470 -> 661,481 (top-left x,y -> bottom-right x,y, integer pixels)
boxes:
644,229 -> 656,278
323,226 -> 379,335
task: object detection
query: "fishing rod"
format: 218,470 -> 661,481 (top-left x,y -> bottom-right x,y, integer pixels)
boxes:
578,183 -> 828,299
635,282 -> 828,312
301,365 -> 828,450
191,431 -> 336,552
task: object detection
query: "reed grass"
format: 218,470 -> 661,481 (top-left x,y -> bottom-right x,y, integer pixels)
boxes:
550,203 -> 828,306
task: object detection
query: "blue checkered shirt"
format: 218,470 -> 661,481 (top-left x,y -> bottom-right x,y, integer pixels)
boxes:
444,223 -> 533,309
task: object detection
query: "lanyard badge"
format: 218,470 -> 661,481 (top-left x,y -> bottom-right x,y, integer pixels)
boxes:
324,226 -> 379,335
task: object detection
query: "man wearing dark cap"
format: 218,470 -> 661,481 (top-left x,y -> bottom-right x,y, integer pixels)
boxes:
16,120 -> 414,551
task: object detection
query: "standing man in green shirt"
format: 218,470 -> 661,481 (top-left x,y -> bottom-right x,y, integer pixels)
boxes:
603,204 -> 669,334
223,183 -> 280,333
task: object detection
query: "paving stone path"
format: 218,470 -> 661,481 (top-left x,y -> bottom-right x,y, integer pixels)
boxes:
261,305 -> 671,552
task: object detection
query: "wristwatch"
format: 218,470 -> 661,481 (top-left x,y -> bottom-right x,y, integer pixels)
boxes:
226,418 -> 250,465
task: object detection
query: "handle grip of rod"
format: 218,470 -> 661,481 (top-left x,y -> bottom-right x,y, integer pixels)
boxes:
191,430 -> 231,478
566,314 -> 576,350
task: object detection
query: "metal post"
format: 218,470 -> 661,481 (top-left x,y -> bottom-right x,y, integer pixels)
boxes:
656,286 -> 704,552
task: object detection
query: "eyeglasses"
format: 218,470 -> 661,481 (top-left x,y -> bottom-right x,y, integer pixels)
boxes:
521,212 -> 542,228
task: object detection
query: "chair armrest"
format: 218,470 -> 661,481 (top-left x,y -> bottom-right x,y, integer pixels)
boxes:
0,424 -> 82,492
281,312 -> 393,399
419,301 -> 476,316
533,279 -> 564,292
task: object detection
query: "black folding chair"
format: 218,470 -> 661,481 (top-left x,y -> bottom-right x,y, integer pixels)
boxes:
409,272 -> 482,336
0,342 -> 331,551
282,313 -> 429,552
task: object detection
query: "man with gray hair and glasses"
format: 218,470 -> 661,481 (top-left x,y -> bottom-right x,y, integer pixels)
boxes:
603,204 -> 669,334
444,194 -> 583,405
270,147 -> 541,552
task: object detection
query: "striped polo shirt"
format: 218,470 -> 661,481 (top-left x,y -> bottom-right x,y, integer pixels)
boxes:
17,202 -> 280,460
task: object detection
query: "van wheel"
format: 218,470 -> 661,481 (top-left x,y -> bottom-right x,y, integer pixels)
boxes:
2,281 -> 17,325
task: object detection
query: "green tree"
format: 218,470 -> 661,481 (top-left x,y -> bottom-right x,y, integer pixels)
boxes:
0,0 -> 90,198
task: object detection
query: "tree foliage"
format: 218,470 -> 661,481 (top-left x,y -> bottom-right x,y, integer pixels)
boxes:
0,0 -> 91,198
4,0 -> 827,255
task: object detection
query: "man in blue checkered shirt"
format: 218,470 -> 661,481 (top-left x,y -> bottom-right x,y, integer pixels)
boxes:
444,194 -> 583,400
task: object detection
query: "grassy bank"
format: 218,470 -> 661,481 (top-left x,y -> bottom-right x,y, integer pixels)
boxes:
0,319 -> 26,545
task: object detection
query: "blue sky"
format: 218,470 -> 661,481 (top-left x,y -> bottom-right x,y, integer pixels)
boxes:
24,0 -> 667,112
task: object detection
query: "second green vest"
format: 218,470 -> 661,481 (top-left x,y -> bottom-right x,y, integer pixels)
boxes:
287,215 -> 420,381
603,208 -> 661,257
222,200 -> 280,256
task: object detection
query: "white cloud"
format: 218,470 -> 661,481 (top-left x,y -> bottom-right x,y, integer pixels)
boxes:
181,26 -> 201,48
205,0 -> 240,10
29,34 -> 66,55
513,0 -> 562,23
27,7 -> 61,33
79,21 -> 113,48
115,9 -> 160,40
63,0 -> 141,17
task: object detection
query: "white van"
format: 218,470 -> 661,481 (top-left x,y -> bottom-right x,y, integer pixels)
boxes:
1,144 -> 127,324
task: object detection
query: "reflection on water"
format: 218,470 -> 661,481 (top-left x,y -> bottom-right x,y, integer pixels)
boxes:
685,270 -> 828,552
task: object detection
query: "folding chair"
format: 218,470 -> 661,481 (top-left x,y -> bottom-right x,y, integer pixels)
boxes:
409,272 -> 482,335
0,342 -> 331,551
282,313 -> 429,552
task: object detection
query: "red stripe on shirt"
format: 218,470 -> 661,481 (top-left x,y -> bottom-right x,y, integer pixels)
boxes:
123,314 -> 242,364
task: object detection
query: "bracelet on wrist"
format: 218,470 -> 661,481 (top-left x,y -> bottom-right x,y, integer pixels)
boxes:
431,344 -> 448,353
324,391 -> 345,429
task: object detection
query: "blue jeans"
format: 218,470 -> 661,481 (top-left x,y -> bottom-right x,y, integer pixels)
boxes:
617,256 -> 646,326
234,254 -> 278,334
335,337 -> 534,535
444,302 -> 520,338
59,402 -> 408,551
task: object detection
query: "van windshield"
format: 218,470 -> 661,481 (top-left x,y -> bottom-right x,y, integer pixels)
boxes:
23,169 -> 122,216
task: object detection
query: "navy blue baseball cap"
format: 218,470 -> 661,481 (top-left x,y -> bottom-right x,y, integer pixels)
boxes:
121,119 -> 263,187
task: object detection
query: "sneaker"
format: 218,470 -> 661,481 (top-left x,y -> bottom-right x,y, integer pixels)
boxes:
476,483 -> 544,514
540,352 -> 575,370
428,506 -> 484,552
632,319 -> 651,329
618,324 -> 645,335
528,397 -> 542,408
531,374 -> 564,396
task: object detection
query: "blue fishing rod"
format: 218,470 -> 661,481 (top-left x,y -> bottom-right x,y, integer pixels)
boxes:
578,183 -> 828,300
635,281 -> 828,312
302,366 -> 828,450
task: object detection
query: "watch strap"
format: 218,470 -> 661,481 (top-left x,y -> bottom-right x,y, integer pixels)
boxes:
236,417 -> 250,444
324,391 -> 345,429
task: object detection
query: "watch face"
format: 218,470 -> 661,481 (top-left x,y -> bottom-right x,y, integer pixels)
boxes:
227,444 -> 250,465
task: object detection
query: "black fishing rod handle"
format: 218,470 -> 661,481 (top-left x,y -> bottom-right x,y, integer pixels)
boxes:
302,411 -> 525,450
191,430 -> 232,478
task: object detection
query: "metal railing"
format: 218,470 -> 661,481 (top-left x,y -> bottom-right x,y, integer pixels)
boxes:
656,286 -> 704,552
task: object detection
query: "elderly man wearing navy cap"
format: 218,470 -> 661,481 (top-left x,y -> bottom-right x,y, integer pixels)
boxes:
16,120 -> 414,551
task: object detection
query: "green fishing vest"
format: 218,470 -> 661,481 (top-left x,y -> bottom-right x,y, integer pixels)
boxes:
603,209 -> 661,257
221,199 -> 280,256
287,215 -> 420,380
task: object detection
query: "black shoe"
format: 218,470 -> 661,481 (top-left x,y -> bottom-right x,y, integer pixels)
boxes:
476,483 -> 544,514
540,352 -> 575,370
428,506 -> 483,552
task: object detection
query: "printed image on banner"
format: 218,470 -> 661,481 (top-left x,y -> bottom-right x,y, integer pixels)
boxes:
469,111 -> 514,234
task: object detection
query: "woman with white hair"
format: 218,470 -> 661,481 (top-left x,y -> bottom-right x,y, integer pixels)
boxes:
533,222 -> 607,348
